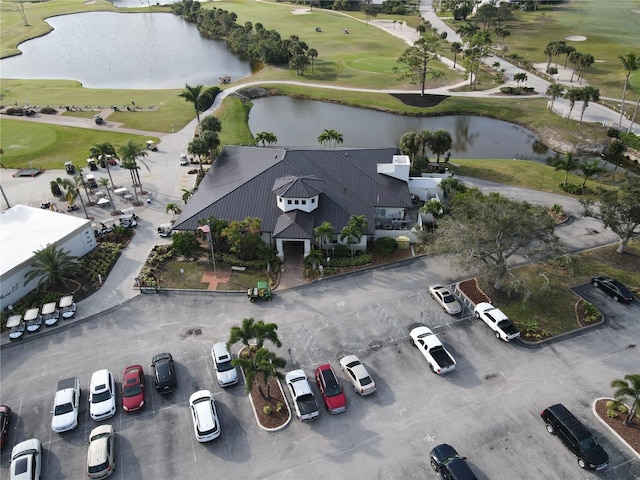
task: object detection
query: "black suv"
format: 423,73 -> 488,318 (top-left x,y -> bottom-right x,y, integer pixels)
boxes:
429,444 -> 478,480
151,353 -> 177,394
540,403 -> 609,470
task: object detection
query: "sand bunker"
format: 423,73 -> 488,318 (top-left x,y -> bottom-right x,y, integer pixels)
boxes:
291,8 -> 311,14
565,35 -> 587,41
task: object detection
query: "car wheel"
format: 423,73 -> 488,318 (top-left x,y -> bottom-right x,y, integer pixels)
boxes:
250,298 -> 255,303
614,295 -> 619,302
593,281 -> 599,287
577,458 -> 586,469
410,338 -> 416,347
430,459 -> 439,472
475,311 -> 481,319
545,423 -> 555,435
429,364 -> 435,373
495,331 -> 501,340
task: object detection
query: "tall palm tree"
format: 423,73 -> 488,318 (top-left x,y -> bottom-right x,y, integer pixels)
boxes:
118,139 -> 149,197
610,374 -> 640,426
166,203 -> 179,221
577,53 -> 594,84
90,142 -> 117,189
228,318 -> 257,357
178,84 -> 205,125
618,52 -> 639,129
427,130 -> 452,163
253,320 -> 282,350
181,188 -> 193,205
255,132 -> 278,147
564,87 -> 582,123
72,172 -> 92,211
347,214 -> 368,237
23,243 -> 78,289
339,224 -> 361,257
199,130 -> 220,165
199,115 -> 222,134
545,83 -> 565,112
317,129 -> 343,148
399,131 -> 420,164
308,48 -> 318,74
579,160 -> 603,188
314,221 -> 334,253
304,247 -> 324,277
553,152 -> 579,186
254,347 -> 286,399
417,129 -> 432,160
98,177 -> 117,212
450,42 -> 463,68
579,86 -> 600,125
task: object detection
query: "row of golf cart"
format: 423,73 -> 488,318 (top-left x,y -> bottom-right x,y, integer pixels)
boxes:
92,211 -> 138,236
7,296 -> 77,340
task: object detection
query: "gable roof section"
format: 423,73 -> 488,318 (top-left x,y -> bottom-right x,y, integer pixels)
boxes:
172,147 -> 412,237
273,211 -> 315,239
272,175 -> 322,198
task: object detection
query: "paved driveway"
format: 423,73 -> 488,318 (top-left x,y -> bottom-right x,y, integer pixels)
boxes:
1,260 -> 639,479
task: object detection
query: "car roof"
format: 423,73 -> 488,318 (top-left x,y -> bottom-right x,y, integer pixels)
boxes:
124,365 -> 142,380
153,352 -> 172,363
90,370 -> 112,390
190,391 -> 216,430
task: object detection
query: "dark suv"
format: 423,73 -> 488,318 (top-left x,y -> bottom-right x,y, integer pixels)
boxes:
151,353 -> 177,394
429,444 -> 477,480
540,403 -> 609,470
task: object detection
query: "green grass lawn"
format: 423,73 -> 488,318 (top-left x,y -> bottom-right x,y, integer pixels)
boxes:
0,118 -> 156,169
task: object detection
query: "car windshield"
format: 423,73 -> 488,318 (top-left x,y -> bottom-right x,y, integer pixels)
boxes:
92,390 -> 112,403
325,381 -> 341,397
88,461 -> 109,474
579,436 -> 599,451
55,403 -> 73,415
217,360 -> 234,372
360,375 -> 373,386
14,457 -> 28,475
124,384 -> 142,397
443,295 -> 456,303
90,432 -> 111,442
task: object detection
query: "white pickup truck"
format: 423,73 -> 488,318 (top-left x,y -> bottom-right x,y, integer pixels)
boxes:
409,326 -> 456,374
285,370 -> 320,422
474,302 -> 521,342
51,376 -> 80,433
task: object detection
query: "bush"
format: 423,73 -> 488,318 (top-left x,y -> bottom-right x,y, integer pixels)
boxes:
373,237 -> 398,256
605,400 -> 628,418
171,232 -> 201,257
263,406 -> 272,415
547,67 -> 558,75
582,302 -> 601,323
276,401 -> 284,413
559,183 -> 584,195
329,253 -> 373,267
607,128 -> 620,139
40,106 -> 57,115
500,86 -> 515,95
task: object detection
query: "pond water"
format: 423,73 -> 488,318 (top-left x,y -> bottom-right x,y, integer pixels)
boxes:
0,12 -> 251,89
249,97 -> 547,160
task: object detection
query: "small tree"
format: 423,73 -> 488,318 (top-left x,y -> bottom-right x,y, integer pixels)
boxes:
393,35 -> 442,96
610,374 -> 640,426
545,83 -> 565,112
171,232 -> 201,257
254,348 -> 286,398
166,203 -> 179,221
579,160 -> 603,188
314,221 -> 334,253
553,152 -> 579,187
23,243 -> 78,289
98,177 -> 117,213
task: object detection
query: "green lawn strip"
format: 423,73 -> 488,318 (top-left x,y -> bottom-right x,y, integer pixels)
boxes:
216,269 -> 266,291
0,118 -> 155,169
452,159 -> 588,195
217,96 -> 254,147
154,260 -> 209,290
479,243 -> 640,337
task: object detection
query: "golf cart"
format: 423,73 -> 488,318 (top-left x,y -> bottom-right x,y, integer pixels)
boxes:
59,295 -> 77,319
24,307 -> 42,333
119,214 -> 137,228
41,302 -> 60,327
64,161 -> 76,175
146,140 -> 158,151
7,315 -> 25,341
247,281 -> 272,302
94,114 -> 104,125
87,158 -> 98,171
157,223 -> 173,237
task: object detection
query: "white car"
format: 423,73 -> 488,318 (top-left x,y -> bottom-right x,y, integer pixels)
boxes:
211,342 -> 238,387
339,355 -> 377,396
474,302 -> 521,342
10,438 -> 41,480
189,390 -> 221,442
87,424 -> 115,479
90,370 -> 117,421
428,285 -> 463,315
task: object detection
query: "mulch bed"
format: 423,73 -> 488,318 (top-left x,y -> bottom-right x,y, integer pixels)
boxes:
458,278 -> 491,304
594,399 -> 640,454
248,376 -> 290,430
389,93 -> 450,108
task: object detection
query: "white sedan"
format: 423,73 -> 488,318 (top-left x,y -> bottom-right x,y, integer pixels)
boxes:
428,285 -> 463,315
339,355 -> 377,396
89,370 -> 116,421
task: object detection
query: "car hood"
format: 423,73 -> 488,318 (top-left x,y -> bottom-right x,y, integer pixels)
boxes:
91,399 -> 115,416
584,445 -> 609,467
217,369 -> 237,385
52,411 -> 76,432
324,392 -> 347,411
123,393 -> 144,411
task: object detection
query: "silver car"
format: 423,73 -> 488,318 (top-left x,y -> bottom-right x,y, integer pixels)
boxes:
339,355 -> 377,396
428,285 -> 463,315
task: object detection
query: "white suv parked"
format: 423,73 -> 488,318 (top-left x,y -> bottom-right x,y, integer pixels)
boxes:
189,390 -> 220,442
89,370 -> 116,421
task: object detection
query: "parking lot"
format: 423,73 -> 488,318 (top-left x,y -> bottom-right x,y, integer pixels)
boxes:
1,259 -> 639,479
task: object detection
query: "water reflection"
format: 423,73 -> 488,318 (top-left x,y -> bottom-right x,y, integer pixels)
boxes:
0,12 -> 251,89
249,96 -> 546,160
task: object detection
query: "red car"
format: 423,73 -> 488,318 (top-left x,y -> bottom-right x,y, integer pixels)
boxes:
122,365 -> 145,412
0,405 -> 11,448
315,364 -> 347,414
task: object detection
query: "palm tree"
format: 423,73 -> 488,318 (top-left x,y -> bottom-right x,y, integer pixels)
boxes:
420,199 -> 443,227
578,86 -> 600,125
72,172 -> 93,210
455,22 -> 478,42
181,188 -> 194,205
98,177 -> 117,213
438,177 -> 467,201
254,348 -> 286,399
308,48 -> 318,74
514,72 -> 528,88
228,318 -> 257,353
90,142 -> 117,188
553,152 -> 579,186
304,247 -> 324,278
314,221 -> 334,253
178,84 -> 205,125
610,374 -> 640,426
254,320 -> 282,350
564,87 -> 582,123
347,214 -> 368,237
417,129 -> 432,161
579,160 -> 603,188
255,132 -> 277,147
399,131 -> 420,164
450,42 -> 463,68
118,139 -> 149,198
427,130 -> 452,163
568,50 -> 582,82
577,53 -> 594,84
545,83 -> 565,112
23,243 -> 78,289
199,115 -> 222,134
166,203 -> 179,220
317,129 -> 343,148
618,53 -> 639,129
340,224 -> 361,257
199,130 -> 220,165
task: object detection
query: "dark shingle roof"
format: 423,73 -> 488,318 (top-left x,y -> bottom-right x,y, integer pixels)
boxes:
173,146 -> 411,239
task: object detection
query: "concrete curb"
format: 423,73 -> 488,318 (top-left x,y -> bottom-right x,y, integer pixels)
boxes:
592,397 -> 640,460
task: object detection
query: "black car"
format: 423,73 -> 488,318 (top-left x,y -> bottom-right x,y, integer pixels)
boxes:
0,405 -> 11,449
429,444 -> 478,480
592,275 -> 634,302
541,403 -> 609,470
151,353 -> 177,394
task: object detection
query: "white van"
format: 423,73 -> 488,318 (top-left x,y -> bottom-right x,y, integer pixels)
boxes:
211,342 -> 238,387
